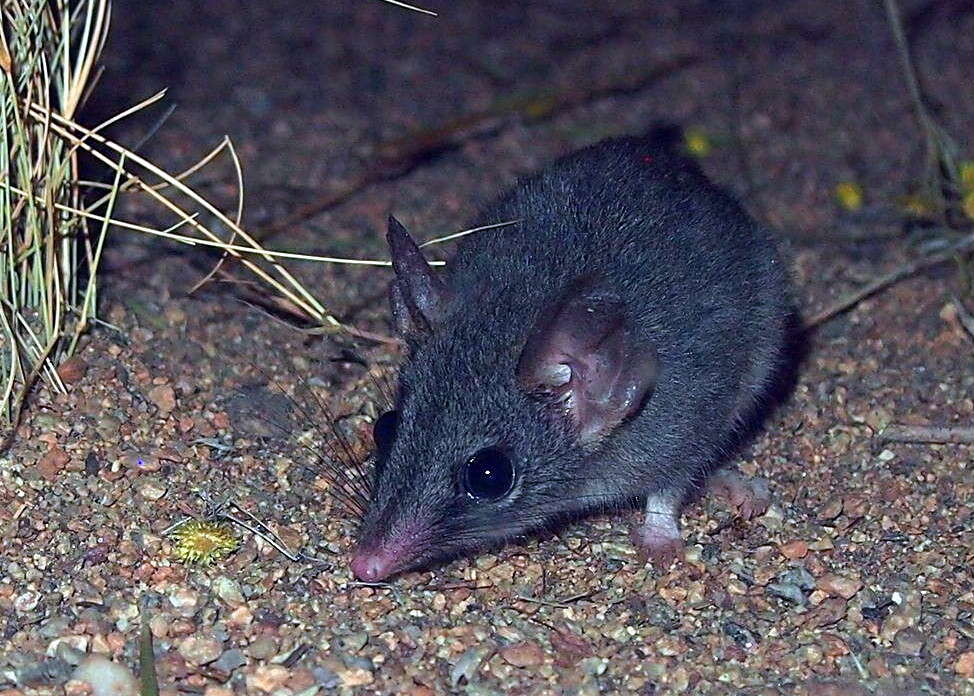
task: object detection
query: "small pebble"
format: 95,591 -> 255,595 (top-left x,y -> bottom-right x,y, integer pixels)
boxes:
212,577 -> 245,607
767,583 -> 806,606
168,587 -> 201,616
550,629 -> 593,666
500,641 -> 544,667
135,477 -> 167,501
212,649 -> 246,674
338,631 -> 369,652
808,535 -> 834,551
247,664 -> 290,692
312,666 -> 340,688
955,651 -> 974,677
818,498 -> 843,521
203,687 -> 234,696
57,357 -> 88,384
779,566 -> 816,591
779,540 -> 808,559
337,666 -> 374,687
892,627 -> 924,656
817,574 -> 862,599
247,636 -> 278,660
71,654 -> 138,696
580,657 -> 607,676
37,447 -> 70,480
178,634 -> 223,666
95,415 -> 121,440
451,646 -> 488,686
148,384 -> 177,414
120,453 -> 161,472
880,590 -> 922,642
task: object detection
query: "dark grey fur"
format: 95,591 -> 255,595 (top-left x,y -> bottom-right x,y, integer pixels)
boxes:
356,129 -> 793,576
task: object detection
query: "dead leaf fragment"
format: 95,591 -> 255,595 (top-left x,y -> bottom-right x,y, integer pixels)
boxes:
804,598 -> 847,629
37,447 -> 70,480
57,357 -> 88,384
550,629 -> 593,667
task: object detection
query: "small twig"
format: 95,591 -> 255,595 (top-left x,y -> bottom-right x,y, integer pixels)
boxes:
298,319 -> 399,346
255,57 -> 697,243
950,294 -> 974,341
514,587 -> 602,608
161,517 -> 192,536
237,298 -> 401,347
419,583 -> 494,592
879,423 -> 974,445
804,231 -> 974,328
346,580 -> 395,589
884,0 -> 962,213
514,595 -> 572,609
217,510 -> 302,562
221,499 -> 334,564
376,0 -> 437,17
280,643 -> 313,669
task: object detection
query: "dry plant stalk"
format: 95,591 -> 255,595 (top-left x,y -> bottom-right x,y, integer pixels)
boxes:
0,0 -> 489,437
0,0 -> 355,435
0,0 -> 110,428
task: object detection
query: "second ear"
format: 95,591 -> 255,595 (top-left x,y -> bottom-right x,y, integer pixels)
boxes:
386,215 -> 450,336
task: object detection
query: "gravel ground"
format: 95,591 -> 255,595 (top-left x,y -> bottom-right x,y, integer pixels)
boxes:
2,0 -> 973,694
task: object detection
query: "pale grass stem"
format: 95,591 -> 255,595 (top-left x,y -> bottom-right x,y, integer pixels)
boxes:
0,0 -> 490,437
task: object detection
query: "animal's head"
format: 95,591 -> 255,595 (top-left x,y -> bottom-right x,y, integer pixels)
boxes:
350,217 -> 658,581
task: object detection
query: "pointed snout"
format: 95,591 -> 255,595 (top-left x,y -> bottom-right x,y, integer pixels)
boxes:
350,547 -> 399,582
350,521 -> 430,582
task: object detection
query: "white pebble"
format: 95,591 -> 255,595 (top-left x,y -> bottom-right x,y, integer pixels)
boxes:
72,654 -> 138,696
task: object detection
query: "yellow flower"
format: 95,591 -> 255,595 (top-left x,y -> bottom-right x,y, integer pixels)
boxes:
683,128 -> 712,157
963,190 -> 974,222
834,181 -> 863,211
960,160 -> 974,192
170,520 -> 240,565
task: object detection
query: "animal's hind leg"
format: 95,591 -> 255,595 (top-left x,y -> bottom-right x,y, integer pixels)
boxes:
630,491 -> 684,566
707,467 -> 770,520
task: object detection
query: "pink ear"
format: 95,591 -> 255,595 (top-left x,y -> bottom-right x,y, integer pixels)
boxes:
387,216 -> 449,336
517,284 -> 658,443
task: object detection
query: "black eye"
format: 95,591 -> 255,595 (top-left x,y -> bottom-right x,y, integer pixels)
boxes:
372,410 -> 398,457
463,448 -> 515,501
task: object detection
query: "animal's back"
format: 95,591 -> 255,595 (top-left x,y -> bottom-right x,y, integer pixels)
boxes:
445,134 -> 791,413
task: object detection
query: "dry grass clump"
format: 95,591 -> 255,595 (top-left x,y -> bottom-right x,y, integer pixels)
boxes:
0,0 -> 346,437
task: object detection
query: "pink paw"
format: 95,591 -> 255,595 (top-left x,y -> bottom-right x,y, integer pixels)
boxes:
707,469 -> 771,520
630,515 -> 684,567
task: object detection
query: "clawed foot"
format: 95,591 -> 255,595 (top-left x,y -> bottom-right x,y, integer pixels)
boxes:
631,494 -> 684,566
630,525 -> 684,566
707,468 -> 771,520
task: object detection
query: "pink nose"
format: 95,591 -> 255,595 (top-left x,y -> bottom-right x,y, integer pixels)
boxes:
350,549 -> 397,582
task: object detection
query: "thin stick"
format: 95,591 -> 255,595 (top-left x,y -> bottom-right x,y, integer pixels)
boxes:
950,294 -> 974,341
804,232 -> 974,328
418,219 -> 519,248
237,298 -> 400,346
879,424 -> 974,445
2,183 -> 419,266
376,0 -> 437,16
